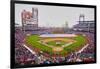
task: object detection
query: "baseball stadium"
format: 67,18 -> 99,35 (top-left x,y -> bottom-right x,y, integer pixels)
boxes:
15,6 -> 95,66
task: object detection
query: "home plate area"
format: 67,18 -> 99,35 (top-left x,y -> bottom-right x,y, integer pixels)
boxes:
53,47 -> 63,52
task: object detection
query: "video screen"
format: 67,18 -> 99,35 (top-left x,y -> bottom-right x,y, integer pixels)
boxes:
14,2 -> 96,67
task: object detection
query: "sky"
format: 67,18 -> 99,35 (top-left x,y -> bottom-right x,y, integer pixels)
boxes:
15,4 -> 94,28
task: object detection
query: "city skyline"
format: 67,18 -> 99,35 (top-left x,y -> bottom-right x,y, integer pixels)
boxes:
15,4 -> 94,28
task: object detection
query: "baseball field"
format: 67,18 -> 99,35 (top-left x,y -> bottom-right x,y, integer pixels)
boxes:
25,34 -> 87,56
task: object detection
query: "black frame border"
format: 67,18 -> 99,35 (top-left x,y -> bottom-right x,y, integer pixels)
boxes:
10,0 -> 97,68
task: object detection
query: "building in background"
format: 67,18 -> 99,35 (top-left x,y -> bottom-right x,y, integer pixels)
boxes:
21,8 -> 38,32
73,14 -> 95,33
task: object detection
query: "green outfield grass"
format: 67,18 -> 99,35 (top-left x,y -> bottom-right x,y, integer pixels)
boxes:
25,35 -> 53,54
64,35 -> 86,53
25,34 -> 87,56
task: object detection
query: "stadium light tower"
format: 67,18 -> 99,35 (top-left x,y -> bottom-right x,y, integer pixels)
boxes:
65,21 -> 68,29
32,8 -> 38,27
79,14 -> 85,23
64,21 -> 69,33
21,9 -> 26,33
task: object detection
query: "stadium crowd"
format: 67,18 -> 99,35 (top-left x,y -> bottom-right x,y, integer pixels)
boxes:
15,28 -> 95,66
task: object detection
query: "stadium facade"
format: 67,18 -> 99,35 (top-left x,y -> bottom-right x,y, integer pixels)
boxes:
21,8 -> 38,31
73,14 -> 95,33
